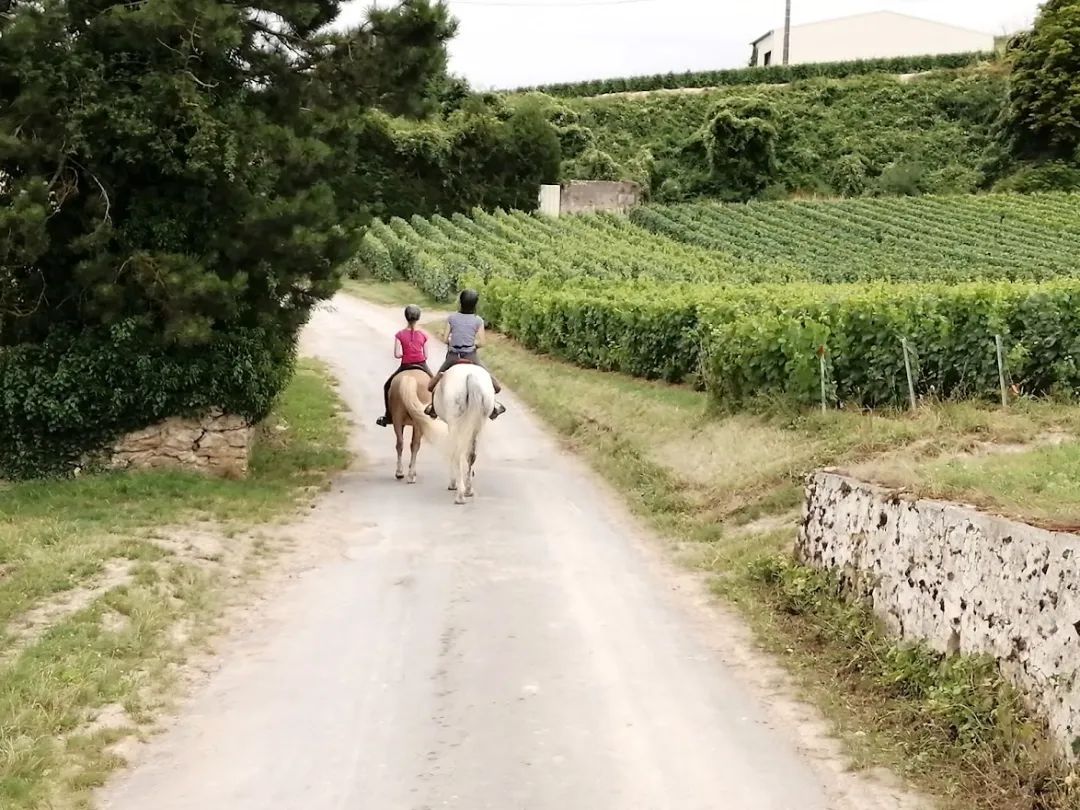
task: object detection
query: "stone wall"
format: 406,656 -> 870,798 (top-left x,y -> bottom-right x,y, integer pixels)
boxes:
798,471 -> 1080,757
558,180 -> 642,215
110,410 -> 253,478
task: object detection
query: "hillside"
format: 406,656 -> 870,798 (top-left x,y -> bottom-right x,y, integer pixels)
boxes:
518,69 -> 1011,202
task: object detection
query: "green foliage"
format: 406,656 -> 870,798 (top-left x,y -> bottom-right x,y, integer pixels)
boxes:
518,71 -> 1011,201
993,161 -> 1080,193
1,0 -> 539,476
511,52 -> 995,98
358,196 -> 1080,407
631,193 -> 1080,282
747,555 -> 1066,801
704,280 -> 1080,408
0,320 -> 294,479
702,96 -> 779,200
564,148 -> 622,181
1005,0 -> 1080,158
872,160 -> 928,196
349,101 -> 562,221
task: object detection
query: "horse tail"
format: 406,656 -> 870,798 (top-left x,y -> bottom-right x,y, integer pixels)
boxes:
449,371 -> 489,465
400,375 -> 446,443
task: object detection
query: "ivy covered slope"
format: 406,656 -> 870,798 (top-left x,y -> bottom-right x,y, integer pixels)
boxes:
0,0 -> 561,478
351,193 -> 1080,409
508,68 -> 1042,202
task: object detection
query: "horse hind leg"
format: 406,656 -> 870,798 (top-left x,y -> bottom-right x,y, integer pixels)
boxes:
394,424 -> 405,480
453,452 -> 468,505
465,440 -> 477,498
407,426 -> 421,485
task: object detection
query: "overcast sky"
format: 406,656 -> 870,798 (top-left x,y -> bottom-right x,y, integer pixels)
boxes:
337,0 -> 1041,89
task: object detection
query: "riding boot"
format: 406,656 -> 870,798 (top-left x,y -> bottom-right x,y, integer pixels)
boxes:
375,414 -> 390,427
489,402 -> 506,420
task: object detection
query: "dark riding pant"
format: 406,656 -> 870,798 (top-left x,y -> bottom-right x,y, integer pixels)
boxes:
437,349 -> 487,374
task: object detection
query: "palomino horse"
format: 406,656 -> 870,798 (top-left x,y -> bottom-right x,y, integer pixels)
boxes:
388,369 -> 444,483
433,362 -> 496,505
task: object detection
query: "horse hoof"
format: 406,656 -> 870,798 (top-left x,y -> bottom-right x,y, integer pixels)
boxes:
465,489 -> 475,498
448,484 -> 457,491
395,473 -> 405,481
407,477 -> 417,485
454,496 -> 466,505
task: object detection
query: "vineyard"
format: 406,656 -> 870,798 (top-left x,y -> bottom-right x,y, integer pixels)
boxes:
630,193 -> 1080,281
352,192 -> 1080,410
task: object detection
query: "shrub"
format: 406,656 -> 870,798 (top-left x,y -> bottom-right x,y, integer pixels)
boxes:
704,281 -> 1080,408
703,96 -> 780,200
0,321 -> 295,479
993,161 -> 1080,193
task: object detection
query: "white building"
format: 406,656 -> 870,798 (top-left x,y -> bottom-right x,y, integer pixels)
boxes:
749,11 -> 995,68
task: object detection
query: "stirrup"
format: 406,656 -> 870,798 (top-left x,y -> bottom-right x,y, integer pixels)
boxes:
425,404 -> 437,419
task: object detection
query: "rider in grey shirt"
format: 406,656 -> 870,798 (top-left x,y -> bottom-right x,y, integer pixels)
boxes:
426,289 -> 506,420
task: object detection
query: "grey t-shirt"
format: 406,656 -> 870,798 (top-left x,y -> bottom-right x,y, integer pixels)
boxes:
447,313 -> 483,352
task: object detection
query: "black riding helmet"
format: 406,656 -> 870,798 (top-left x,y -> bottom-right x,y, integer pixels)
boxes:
459,289 -> 479,315
404,304 -> 422,323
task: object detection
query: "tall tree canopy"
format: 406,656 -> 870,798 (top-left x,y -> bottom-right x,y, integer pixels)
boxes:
0,0 -> 462,348
1005,0 -> 1080,159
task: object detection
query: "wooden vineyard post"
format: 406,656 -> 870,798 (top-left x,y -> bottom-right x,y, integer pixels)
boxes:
901,338 -> 917,412
995,335 -> 1008,408
817,344 -> 828,414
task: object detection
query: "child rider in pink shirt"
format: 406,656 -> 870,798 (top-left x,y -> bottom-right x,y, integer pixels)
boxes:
375,305 -> 432,428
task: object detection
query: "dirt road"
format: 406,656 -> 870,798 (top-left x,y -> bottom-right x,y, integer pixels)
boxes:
99,295 -> 921,810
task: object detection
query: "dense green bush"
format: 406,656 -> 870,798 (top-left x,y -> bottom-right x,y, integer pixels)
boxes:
511,52 -> 994,98
349,101 -> 561,221
483,279 -> 712,383
1004,0 -> 1080,159
0,321 -> 294,478
702,96 -> 780,200
993,161 -> 1080,193
523,71 -> 1010,201
704,281 -> 1080,408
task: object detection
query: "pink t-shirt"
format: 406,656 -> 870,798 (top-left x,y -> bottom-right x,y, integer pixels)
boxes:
396,329 -> 427,365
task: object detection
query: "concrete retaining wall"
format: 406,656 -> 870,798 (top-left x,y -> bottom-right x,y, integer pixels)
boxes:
797,471 -> 1080,756
538,181 -> 643,216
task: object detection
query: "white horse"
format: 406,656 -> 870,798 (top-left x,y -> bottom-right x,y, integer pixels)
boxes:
434,363 -> 496,505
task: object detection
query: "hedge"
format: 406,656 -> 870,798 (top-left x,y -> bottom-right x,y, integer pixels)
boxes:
705,281 -> 1080,408
482,278 -> 1080,408
0,321 -> 295,479
510,52 -> 994,98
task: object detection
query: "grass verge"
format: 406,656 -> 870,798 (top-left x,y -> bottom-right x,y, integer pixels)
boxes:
342,278 -> 442,310
0,359 -> 349,809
